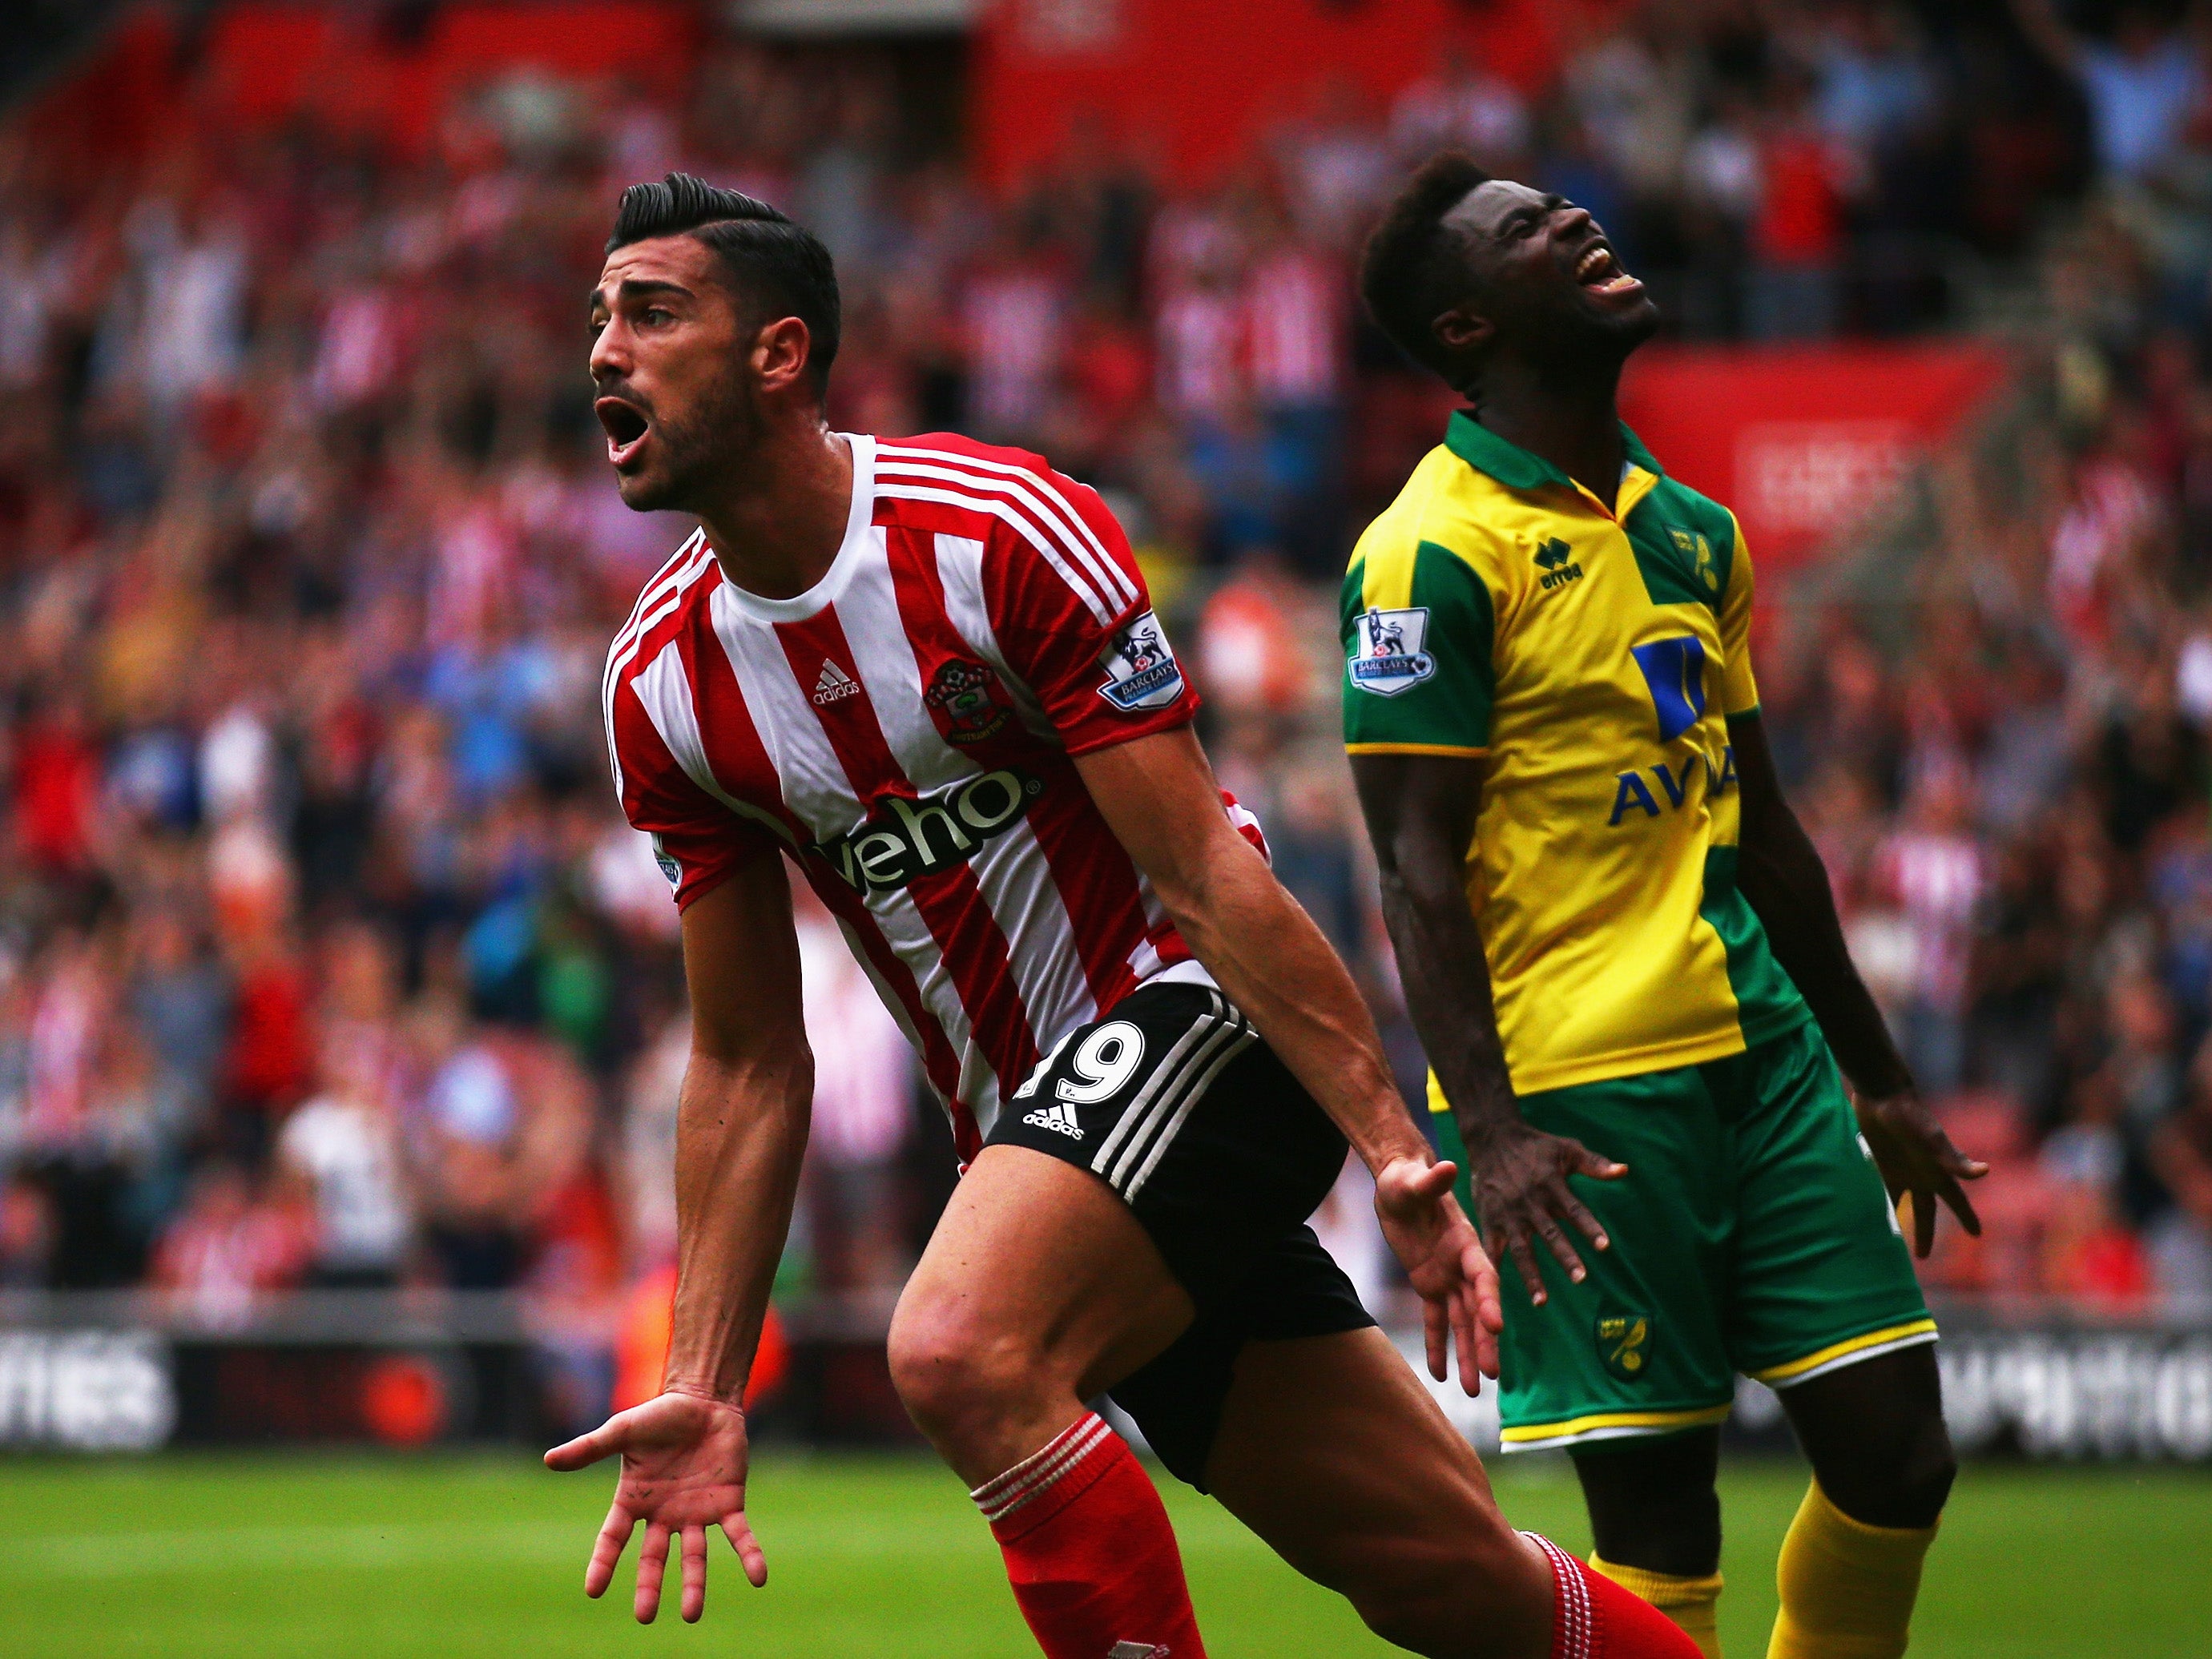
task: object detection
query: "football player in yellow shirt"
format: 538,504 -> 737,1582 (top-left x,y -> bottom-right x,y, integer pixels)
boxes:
1343,154 -> 1987,1659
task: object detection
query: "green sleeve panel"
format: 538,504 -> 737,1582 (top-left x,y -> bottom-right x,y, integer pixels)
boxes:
1624,476 -> 1736,614
1717,510 -> 1759,716
1342,540 -> 1497,754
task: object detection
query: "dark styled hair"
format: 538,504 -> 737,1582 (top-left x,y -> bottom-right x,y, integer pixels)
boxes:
1359,153 -> 1493,385
606,172 -> 841,394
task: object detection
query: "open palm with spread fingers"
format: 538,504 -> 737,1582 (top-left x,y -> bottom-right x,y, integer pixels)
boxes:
1374,1155 -> 1505,1394
544,1389 -> 767,1624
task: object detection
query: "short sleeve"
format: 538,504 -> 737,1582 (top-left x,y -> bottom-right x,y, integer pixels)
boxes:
1718,513 -> 1759,718
607,675 -> 777,911
984,466 -> 1201,755
1341,538 -> 1495,755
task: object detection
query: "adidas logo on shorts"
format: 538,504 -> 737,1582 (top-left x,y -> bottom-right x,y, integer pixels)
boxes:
1021,1101 -> 1084,1140
812,660 -> 861,706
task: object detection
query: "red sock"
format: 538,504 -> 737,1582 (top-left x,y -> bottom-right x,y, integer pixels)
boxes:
973,1412 -> 1207,1659
1525,1533 -> 1704,1659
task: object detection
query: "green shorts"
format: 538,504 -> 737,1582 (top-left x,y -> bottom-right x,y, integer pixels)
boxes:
1434,1018 -> 1936,1453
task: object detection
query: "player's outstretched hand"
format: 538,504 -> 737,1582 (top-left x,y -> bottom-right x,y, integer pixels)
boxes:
1855,1088 -> 1988,1258
544,1389 -> 766,1625
1471,1125 -> 1627,1307
1375,1156 -> 1505,1395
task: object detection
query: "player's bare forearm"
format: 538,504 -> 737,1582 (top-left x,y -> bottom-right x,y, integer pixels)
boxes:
664,1048 -> 811,1403
544,865 -> 806,1618
1348,753 -> 1521,1151
1352,751 -> 1626,1302
1728,715 -> 1912,1098
1731,715 -> 1984,1250
1074,728 -> 1426,1173
661,866 -> 815,1404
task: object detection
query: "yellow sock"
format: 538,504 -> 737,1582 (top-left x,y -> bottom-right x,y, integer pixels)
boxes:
1766,1480 -> 1937,1659
1588,1554 -> 1723,1659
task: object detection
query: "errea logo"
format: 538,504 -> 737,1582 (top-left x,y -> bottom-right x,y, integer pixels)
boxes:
1534,538 -> 1583,591
812,661 -> 861,706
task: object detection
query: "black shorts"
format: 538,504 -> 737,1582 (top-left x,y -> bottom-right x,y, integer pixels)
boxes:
986,979 -> 1376,1489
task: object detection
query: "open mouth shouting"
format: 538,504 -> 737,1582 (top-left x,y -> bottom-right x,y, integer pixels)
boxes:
596,395 -> 653,470
1573,241 -> 1644,299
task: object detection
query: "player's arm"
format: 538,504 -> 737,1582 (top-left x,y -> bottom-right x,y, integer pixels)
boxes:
1350,751 -> 1626,1307
546,859 -> 812,1622
1729,713 -> 1984,1255
1075,727 -> 1503,1390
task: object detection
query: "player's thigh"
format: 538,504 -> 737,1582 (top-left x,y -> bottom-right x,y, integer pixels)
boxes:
1493,1069 -> 1736,1452
1723,1023 -> 1936,1392
1203,1327 -> 1553,1656
890,1143 -> 1193,1419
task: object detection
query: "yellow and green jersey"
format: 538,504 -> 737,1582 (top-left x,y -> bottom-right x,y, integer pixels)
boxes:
1342,410 -> 1808,1102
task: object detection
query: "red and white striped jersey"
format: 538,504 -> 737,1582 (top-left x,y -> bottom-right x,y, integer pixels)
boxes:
604,433 -> 1244,1160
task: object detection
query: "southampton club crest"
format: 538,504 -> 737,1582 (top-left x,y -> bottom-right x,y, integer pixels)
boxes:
925,658 -> 1014,745
1347,606 -> 1436,697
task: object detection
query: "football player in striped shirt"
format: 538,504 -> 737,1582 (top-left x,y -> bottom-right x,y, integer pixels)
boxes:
545,174 -> 1700,1659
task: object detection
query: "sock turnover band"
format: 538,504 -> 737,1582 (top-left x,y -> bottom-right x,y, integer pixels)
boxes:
1589,1556 -> 1723,1659
973,1413 -> 1207,1659
970,1411 -> 1116,1534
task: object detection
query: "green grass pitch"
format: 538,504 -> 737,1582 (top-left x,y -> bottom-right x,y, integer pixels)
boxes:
0,1451 -> 2205,1656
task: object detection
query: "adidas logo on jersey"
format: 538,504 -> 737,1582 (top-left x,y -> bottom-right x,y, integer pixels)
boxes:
1021,1101 -> 1084,1140
812,660 -> 861,706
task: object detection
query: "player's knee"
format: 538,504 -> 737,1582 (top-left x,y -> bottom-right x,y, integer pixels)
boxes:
1820,1402 -> 1956,1529
1345,1545 -> 1472,1654
1342,1525 -> 1542,1659
884,1303 -> 1033,1446
1879,1408 -> 1957,1526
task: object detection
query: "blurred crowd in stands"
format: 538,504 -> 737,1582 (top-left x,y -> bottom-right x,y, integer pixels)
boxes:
0,0 -> 2209,1417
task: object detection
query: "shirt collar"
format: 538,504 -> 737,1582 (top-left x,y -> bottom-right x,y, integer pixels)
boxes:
1444,409 -> 1663,496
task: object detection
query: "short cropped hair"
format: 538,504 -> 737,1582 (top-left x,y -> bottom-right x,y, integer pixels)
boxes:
607,172 -> 841,393
1360,153 -> 1493,385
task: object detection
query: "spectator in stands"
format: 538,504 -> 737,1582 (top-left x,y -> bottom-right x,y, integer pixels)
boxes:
1747,64 -> 1859,340
1390,44 -> 1533,176
151,1159 -> 311,1326
1874,763 -> 1988,1095
276,1029 -> 413,1290
2012,0 -> 2206,184
416,1023 -> 590,1291
2150,1033 -> 2212,1308
0,1173 -> 54,1290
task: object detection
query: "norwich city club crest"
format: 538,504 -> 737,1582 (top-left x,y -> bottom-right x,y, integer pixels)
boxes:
1596,1311 -> 1653,1381
1668,526 -> 1718,593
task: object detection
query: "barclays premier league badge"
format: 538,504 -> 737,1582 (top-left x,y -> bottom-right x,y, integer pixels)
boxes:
1348,606 -> 1435,697
1097,610 -> 1187,711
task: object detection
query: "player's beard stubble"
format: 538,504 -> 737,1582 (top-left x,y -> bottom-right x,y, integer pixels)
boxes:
610,354 -> 765,515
